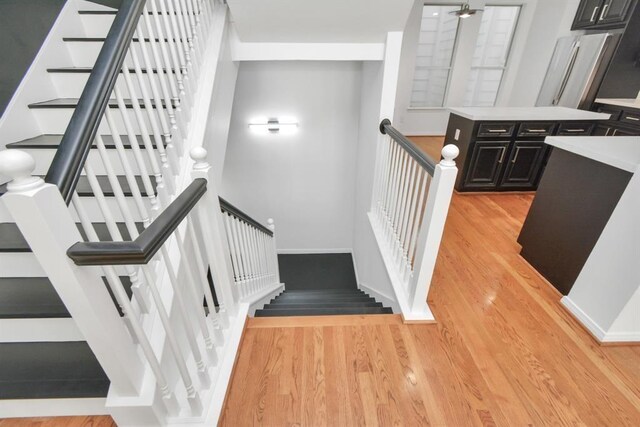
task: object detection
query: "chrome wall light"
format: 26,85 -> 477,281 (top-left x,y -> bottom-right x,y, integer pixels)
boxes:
449,3 -> 483,19
248,118 -> 298,134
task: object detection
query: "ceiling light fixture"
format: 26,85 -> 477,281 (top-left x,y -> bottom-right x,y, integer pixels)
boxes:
248,118 -> 298,134
449,3 -> 483,19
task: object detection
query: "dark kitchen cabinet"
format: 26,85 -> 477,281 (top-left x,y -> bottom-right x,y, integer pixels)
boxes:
573,0 -> 608,28
464,141 -> 510,189
500,142 -> 547,189
572,0 -> 636,29
591,103 -> 640,136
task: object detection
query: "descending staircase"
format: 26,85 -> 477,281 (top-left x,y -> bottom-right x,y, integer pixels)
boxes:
255,289 -> 392,317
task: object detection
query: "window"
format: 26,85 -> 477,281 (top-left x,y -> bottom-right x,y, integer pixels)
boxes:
409,5 -> 461,108
463,6 -> 521,107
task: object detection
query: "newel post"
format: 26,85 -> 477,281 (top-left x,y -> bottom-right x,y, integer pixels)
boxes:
0,150 -> 144,395
190,147 -> 239,316
267,218 -> 281,284
409,144 -> 459,316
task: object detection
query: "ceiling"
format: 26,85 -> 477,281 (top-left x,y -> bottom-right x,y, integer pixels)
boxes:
226,0 -> 415,43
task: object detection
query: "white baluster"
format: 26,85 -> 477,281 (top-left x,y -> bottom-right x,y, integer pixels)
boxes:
161,0 -> 193,110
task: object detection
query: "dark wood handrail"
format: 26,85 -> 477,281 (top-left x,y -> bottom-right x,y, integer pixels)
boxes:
379,119 -> 437,176
45,0 -> 146,204
67,179 -> 207,265
219,197 -> 273,237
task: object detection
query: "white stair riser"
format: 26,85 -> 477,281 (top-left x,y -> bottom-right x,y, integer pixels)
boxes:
0,253 -> 46,277
0,318 -> 83,343
68,41 -> 173,69
51,72 -> 174,100
24,147 -> 160,177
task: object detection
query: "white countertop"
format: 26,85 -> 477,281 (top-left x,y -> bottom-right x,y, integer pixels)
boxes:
595,98 -> 640,109
449,106 -> 610,121
545,136 -> 640,173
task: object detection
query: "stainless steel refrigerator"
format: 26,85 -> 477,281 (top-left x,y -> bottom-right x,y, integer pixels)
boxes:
536,33 -> 618,109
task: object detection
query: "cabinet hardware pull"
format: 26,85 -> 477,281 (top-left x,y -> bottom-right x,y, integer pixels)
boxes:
625,116 -> 640,121
528,129 -> 547,133
498,147 -> 507,163
590,6 -> 600,22
600,3 -> 609,20
512,147 -> 521,163
565,129 -> 586,132
488,129 -> 508,133
612,129 -> 618,136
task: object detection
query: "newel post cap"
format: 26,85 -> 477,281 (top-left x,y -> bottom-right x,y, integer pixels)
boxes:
0,150 -> 43,192
440,144 -> 459,167
267,218 -> 275,231
190,146 -> 209,170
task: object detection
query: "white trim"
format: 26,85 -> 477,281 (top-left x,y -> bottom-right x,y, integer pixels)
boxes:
0,318 -> 83,342
561,296 -> 607,341
562,296 -> 640,343
0,398 -> 108,419
245,283 -> 285,316
277,248 -> 353,254
230,38 -> 385,62
350,252 -> 361,288
359,283 -> 400,314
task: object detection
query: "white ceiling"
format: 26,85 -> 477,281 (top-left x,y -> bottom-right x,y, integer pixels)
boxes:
226,0 -> 415,43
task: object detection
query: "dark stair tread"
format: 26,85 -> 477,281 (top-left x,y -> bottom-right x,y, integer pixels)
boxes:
0,175 -> 157,197
0,276 -> 132,319
264,302 -> 383,309
63,37 -> 183,43
6,134 -> 163,149
0,342 -> 109,399
255,307 -> 394,317
277,289 -> 364,295
78,10 -> 192,15
0,222 -> 144,253
273,294 -> 374,301
48,66 -> 164,74
28,98 -> 174,109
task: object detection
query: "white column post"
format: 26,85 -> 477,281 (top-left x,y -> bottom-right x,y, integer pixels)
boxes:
267,218 -> 281,284
409,145 -> 459,315
189,147 -> 239,315
0,150 -> 144,395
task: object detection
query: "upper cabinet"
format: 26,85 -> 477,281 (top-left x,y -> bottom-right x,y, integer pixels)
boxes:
572,0 -> 636,30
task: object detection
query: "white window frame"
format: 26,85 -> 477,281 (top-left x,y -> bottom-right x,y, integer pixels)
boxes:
408,3 -> 463,110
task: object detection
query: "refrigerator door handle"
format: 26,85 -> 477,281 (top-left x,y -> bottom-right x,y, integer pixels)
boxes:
553,42 -> 580,105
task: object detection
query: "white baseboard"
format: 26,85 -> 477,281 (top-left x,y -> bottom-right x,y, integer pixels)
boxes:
561,296 -> 607,341
0,318 -> 83,342
0,398 -> 108,419
277,248 -> 353,254
562,296 -> 640,343
359,283 -> 400,314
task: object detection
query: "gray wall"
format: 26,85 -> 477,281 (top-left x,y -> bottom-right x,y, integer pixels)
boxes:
0,0 -> 66,117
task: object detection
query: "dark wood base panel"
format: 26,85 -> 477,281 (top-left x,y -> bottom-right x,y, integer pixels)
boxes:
517,148 -> 632,295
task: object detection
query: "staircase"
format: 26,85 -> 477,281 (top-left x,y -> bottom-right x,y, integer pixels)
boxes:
256,289 -> 392,317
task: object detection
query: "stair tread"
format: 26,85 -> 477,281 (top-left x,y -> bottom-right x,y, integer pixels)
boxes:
278,289 -> 363,294
48,67 -> 162,74
6,134 -> 162,149
0,222 -> 144,253
63,37 -> 183,43
77,10 -> 198,15
0,175 -> 157,197
274,294 -> 373,301
0,342 -> 109,399
0,276 -> 132,319
28,98 -> 172,109
264,302 -> 383,309
255,307 -> 394,317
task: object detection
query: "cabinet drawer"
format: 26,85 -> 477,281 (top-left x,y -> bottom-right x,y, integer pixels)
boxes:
477,123 -> 516,138
620,110 -> 640,127
517,122 -> 556,137
556,122 -> 595,135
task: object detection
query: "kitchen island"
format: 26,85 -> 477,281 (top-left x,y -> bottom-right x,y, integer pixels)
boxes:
444,107 -> 610,192
519,136 -> 640,343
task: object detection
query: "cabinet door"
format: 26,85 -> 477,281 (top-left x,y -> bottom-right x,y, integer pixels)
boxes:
596,0 -> 634,26
500,141 -> 546,189
463,141 -> 510,189
592,124 -> 613,136
572,0 -> 605,29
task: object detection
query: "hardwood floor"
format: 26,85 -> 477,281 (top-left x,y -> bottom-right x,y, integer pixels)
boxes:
0,417 -> 115,426
220,192 -> 640,426
407,135 -> 445,162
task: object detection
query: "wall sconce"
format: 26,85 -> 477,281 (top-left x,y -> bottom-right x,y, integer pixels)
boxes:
248,118 -> 298,134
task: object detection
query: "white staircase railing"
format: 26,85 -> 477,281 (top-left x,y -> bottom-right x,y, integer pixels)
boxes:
369,119 -> 459,322
0,0 -> 282,424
